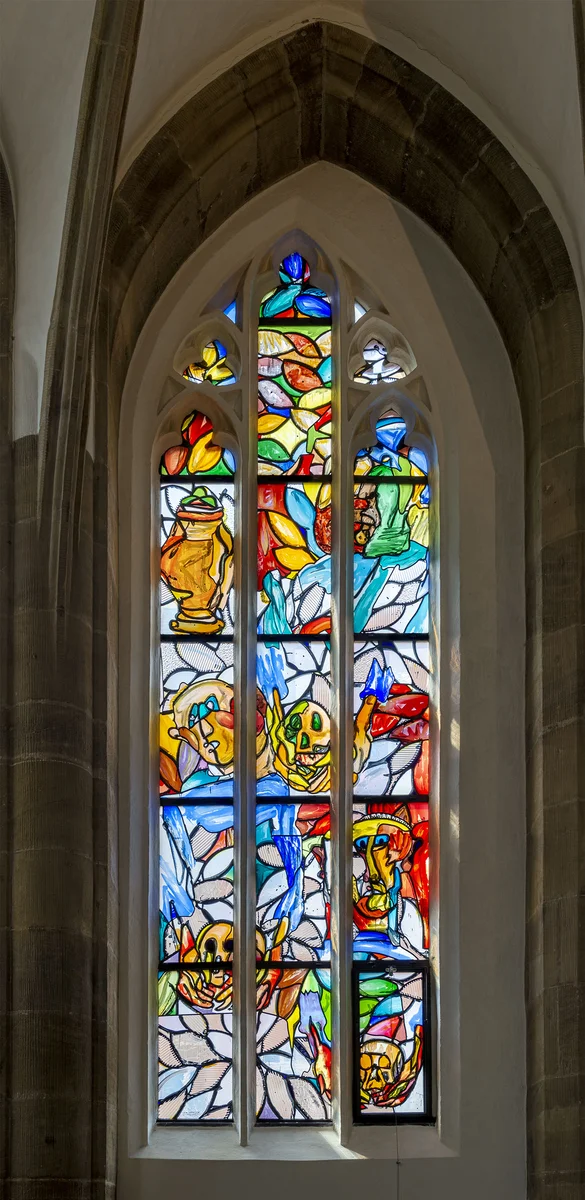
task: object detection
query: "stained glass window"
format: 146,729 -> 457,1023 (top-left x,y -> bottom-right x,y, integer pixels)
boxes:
158,409 -> 236,1122
156,248 -> 432,1131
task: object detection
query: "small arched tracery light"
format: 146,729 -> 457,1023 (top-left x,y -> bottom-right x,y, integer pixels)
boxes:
183,337 -> 237,386
353,337 -> 406,385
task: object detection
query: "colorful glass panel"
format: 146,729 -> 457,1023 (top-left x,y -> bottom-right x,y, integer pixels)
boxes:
158,968 -> 233,1121
258,254 -> 332,476
256,803 -> 330,963
350,401 -> 431,1121
159,640 -> 235,799
160,481 -> 235,636
160,411 -> 235,477
353,481 -> 429,635
183,339 -> 236,385
354,965 -> 427,1119
353,337 -> 405,384
256,967 -> 332,1122
353,640 -> 430,798
354,410 -> 429,478
352,800 -> 429,960
256,639 -> 332,797
159,410 -> 237,1124
160,805 -> 234,965
257,481 -> 332,634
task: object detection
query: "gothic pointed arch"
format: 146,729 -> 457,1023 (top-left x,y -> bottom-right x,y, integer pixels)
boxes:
100,20 -> 584,1193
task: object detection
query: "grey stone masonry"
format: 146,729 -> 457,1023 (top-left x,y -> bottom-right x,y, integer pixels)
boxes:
1,3 -> 143,1198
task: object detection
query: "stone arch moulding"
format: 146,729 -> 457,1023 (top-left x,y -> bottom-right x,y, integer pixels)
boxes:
102,20 -> 584,1198
117,172 -> 525,1195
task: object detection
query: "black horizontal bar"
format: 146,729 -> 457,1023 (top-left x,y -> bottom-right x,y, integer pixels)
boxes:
257,633 -> 330,642
161,794 -> 427,808
156,1119 -> 335,1129
351,958 -> 430,974
160,633 -> 234,643
160,631 -> 427,644
158,962 -> 332,972
255,1119 -> 332,1128
257,475 -> 332,485
159,963 -> 234,972
351,794 -> 429,803
160,474 -> 235,483
256,961 -> 331,970
256,797 -> 330,805
353,476 -> 429,485
158,472 -> 427,485
354,633 -> 429,642
160,797 -> 234,807
258,318 -> 330,328
157,1119 -> 233,1128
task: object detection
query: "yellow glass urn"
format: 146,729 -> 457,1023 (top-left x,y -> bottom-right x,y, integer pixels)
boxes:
161,487 -> 233,635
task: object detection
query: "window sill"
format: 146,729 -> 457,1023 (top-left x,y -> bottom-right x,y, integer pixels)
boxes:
133,1124 -> 456,1161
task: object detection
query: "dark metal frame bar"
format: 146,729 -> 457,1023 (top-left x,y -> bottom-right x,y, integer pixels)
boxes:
351,959 -> 433,1125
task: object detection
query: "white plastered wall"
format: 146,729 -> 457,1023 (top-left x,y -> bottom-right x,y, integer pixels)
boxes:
118,163 -> 525,1198
0,0 -> 96,439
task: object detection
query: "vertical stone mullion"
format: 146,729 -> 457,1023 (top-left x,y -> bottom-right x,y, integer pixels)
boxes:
332,279 -> 354,1143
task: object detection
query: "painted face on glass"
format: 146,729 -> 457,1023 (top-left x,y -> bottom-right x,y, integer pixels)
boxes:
276,700 -> 331,783
179,922 -> 267,1010
360,1039 -> 403,1107
174,680 -> 235,767
172,680 -> 268,770
354,821 -> 413,895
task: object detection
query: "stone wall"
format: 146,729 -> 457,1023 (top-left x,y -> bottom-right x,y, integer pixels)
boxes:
1,15 -> 583,1198
0,3 -> 143,1197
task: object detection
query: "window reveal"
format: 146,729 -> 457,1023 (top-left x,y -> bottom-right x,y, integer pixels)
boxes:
155,251 -> 432,1128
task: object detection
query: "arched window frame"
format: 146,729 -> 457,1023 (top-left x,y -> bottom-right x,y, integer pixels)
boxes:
117,172 -> 525,1183
154,236 -> 436,1140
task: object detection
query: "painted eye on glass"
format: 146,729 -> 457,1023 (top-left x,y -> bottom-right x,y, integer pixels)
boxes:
311,711 -> 322,731
189,696 -> 220,726
355,837 -> 369,855
374,834 -> 390,848
285,714 -> 302,738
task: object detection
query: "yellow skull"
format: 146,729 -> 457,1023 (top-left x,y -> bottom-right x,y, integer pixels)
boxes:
360,1038 -> 403,1107
274,700 -> 331,792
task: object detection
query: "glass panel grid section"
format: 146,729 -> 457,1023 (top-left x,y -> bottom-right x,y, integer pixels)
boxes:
154,259 -> 434,1134
352,963 -> 431,1122
254,253 -> 334,1124
350,408 -> 431,1122
158,412 -> 237,1123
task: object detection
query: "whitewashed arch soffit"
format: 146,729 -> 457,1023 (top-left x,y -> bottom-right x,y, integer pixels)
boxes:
118,3 -> 583,299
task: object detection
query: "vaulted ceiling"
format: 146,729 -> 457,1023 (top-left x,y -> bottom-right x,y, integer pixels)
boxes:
1,0 -> 584,435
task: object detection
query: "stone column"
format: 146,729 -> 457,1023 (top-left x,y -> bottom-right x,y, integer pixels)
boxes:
1,3 -> 143,1196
